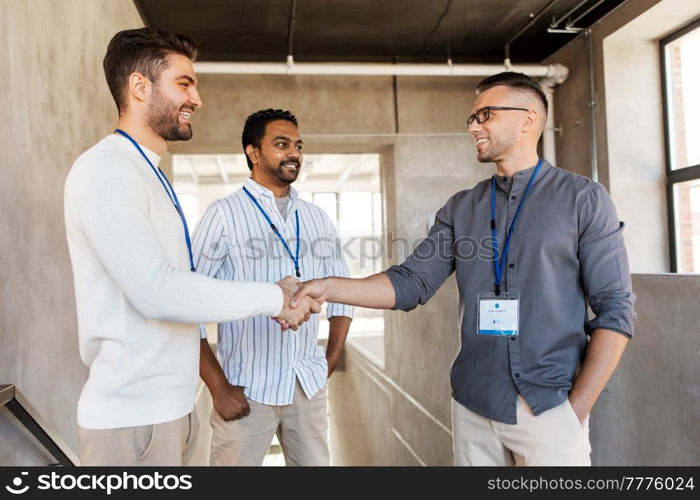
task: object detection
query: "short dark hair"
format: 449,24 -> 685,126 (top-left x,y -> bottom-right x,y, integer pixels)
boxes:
103,27 -> 198,114
242,109 -> 299,170
475,72 -> 548,115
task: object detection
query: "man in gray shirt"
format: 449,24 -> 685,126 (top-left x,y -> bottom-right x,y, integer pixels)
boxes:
289,72 -> 635,466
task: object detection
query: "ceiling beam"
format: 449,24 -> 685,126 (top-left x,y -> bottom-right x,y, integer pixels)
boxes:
215,155 -> 230,184
181,155 -> 198,184
337,155 -> 363,186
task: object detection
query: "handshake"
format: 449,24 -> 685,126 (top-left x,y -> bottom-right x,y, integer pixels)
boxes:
273,276 -> 327,330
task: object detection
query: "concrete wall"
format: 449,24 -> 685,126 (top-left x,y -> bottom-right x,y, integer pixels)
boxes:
603,0 -> 700,273
329,340 -> 453,466
328,0 -> 700,466
0,0 -> 143,465
604,33 -> 668,274
545,0 -> 700,273
334,273 -> 700,466
590,274 -> 700,465
543,0 -> 662,188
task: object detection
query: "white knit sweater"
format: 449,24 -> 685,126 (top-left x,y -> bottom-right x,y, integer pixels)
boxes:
64,134 -> 283,429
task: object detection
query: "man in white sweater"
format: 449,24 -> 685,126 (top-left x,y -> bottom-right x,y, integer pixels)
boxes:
64,28 -> 319,466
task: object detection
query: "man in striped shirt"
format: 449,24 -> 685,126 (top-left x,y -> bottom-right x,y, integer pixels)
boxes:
193,109 -> 353,466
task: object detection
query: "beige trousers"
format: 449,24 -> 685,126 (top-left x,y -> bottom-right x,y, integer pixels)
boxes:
452,395 -> 591,466
78,412 -> 199,466
210,380 -> 329,466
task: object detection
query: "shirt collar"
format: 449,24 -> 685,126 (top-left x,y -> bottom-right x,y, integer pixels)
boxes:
244,177 -> 299,201
495,158 -> 551,192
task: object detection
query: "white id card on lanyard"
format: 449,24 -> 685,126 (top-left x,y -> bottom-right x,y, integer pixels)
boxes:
477,292 -> 519,336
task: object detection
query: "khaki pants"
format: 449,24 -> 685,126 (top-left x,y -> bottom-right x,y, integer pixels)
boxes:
210,380 -> 329,466
452,395 -> 591,466
78,412 -> 199,466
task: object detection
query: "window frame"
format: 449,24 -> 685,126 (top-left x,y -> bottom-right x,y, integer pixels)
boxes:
660,17 -> 700,272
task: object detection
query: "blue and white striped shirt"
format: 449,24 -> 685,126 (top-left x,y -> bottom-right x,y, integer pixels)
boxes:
193,178 -> 353,405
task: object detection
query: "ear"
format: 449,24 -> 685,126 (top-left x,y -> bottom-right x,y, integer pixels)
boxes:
245,144 -> 257,167
127,72 -> 151,104
522,110 -> 539,133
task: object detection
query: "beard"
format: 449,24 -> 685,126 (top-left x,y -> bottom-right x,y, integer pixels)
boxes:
477,133 -> 517,163
147,87 -> 193,142
259,156 -> 301,185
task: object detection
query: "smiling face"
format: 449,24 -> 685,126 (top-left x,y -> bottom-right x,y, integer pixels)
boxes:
249,119 -> 303,187
467,85 -> 533,164
147,53 -> 201,141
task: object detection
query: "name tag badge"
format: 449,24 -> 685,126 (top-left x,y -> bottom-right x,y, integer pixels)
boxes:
477,292 -> 519,336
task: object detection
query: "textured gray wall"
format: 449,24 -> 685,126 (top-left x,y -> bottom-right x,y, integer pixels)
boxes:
543,0 -> 664,188
329,341 -> 453,466
541,0 -> 694,274
333,274 -> 700,466
0,0 -> 143,465
330,0 -> 700,467
590,274 -> 700,465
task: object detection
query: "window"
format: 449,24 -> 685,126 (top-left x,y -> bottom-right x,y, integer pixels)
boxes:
311,192 -> 338,227
662,19 -> 700,272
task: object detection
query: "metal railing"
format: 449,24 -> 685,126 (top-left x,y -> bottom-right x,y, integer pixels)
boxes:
0,384 -> 78,466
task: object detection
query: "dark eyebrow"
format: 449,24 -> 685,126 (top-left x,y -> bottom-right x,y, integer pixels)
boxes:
273,136 -> 303,145
178,75 -> 197,85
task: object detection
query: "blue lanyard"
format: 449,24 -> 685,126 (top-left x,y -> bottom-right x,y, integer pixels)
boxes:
490,158 -> 542,295
242,186 -> 301,278
114,129 -> 196,272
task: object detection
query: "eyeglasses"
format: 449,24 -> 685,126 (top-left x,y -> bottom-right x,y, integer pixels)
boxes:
466,106 -> 531,127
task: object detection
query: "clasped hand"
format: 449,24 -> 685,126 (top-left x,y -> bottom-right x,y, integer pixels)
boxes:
273,276 -> 323,330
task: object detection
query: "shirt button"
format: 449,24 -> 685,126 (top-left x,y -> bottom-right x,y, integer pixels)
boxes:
511,195 -> 517,200
514,373 -> 520,378
510,336 -> 517,341
509,263 -> 515,268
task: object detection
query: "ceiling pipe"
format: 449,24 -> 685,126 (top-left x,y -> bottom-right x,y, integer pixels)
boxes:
550,0 -> 591,30
195,0 -> 571,167
539,64 -> 569,168
549,0 -> 611,32
504,0 -> 561,69
568,0 -> 608,27
194,61 -> 568,79
285,0 -> 297,73
286,0 -> 297,57
194,59 -> 569,168
500,0 -> 571,166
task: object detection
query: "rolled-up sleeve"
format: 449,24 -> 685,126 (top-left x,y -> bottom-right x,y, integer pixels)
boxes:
385,197 -> 457,311
578,183 -> 636,337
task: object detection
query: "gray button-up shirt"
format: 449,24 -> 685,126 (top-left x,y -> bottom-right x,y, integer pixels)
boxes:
385,160 -> 636,424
